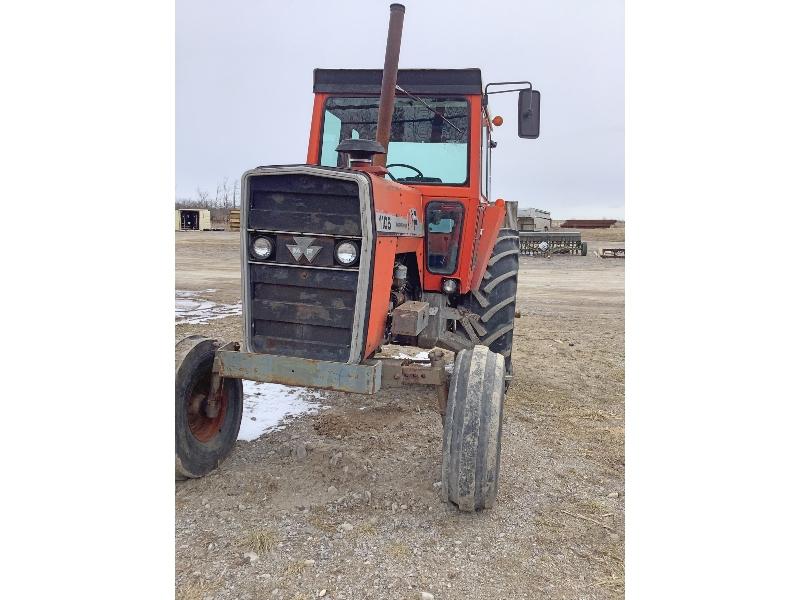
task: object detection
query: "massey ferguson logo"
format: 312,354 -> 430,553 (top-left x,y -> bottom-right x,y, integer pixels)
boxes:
286,236 -> 322,263
286,235 -> 322,262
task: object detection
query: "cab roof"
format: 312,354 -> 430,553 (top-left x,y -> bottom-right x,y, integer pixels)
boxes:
313,68 -> 483,95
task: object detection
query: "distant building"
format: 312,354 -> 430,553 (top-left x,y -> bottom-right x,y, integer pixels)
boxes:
517,208 -> 552,231
175,209 -> 212,231
559,219 -> 617,229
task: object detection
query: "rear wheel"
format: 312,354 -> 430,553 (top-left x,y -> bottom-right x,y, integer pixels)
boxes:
441,346 -> 505,512
453,228 -> 519,377
581,241 -> 588,256
175,336 -> 243,479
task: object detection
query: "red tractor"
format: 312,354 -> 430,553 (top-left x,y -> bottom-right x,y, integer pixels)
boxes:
176,4 -> 540,512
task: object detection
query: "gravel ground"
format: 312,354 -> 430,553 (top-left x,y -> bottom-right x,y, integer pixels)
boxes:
175,229 -> 624,600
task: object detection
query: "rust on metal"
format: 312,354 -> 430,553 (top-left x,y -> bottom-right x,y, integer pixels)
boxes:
214,346 -> 382,394
373,3 -> 406,167
205,347 -> 229,418
188,362 -> 225,440
376,350 -> 447,388
391,300 -> 430,336
428,349 -> 449,419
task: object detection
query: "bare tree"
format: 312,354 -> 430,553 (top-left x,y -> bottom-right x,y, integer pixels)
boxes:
221,177 -> 231,209
176,179 -> 240,226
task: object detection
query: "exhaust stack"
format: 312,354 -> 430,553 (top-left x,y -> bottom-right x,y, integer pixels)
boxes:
373,3 -> 405,168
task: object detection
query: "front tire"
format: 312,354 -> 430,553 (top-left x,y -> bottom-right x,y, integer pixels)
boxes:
441,346 -> 505,512
175,336 -> 243,479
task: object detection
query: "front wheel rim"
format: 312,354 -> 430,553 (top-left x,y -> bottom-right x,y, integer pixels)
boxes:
185,372 -> 228,443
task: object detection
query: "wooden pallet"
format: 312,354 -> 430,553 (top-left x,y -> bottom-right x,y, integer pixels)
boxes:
228,209 -> 241,231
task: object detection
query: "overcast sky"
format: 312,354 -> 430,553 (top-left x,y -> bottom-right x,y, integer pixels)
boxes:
177,0 -> 623,219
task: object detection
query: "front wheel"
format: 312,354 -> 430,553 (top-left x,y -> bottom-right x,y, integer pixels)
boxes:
441,346 -> 505,512
175,336 -> 243,479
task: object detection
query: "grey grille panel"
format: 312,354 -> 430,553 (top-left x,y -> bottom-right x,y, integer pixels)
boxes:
241,166 -> 374,364
249,263 -> 358,362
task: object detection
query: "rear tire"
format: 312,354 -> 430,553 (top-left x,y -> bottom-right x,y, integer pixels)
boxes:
581,241 -> 588,256
453,228 -> 519,376
441,346 -> 505,512
175,336 -> 243,479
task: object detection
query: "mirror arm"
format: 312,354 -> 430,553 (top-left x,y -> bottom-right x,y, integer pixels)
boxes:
483,81 -> 534,106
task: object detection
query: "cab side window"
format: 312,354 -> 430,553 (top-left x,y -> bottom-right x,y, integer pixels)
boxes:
426,201 -> 465,275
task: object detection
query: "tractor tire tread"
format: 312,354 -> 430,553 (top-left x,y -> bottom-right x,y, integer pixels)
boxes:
441,346 -> 505,511
456,228 -> 519,375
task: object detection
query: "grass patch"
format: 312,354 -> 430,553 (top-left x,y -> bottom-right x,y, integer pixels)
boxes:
357,522 -> 377,536
176,578 -> 220,600
307,507 -> 337,534
386,541 -> 411,559
285,560 -> 309,576
244,528 -> 278,554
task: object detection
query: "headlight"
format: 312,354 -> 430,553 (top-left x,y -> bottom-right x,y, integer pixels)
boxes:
251,236 -> 274,259
335,240 -> 359,266
441,278 -> 458,294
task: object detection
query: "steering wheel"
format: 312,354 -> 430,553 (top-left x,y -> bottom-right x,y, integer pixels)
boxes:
386,163 -> 425,178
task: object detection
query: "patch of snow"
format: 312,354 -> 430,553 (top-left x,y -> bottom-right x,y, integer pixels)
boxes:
238,381 -> 324,441
176,289 -> 217,297
175,290 -> 241,324
394,350 -> 431,360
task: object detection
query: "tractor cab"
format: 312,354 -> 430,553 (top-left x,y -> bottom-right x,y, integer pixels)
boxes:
305,68 -> 539,298
310,70 -> 477,187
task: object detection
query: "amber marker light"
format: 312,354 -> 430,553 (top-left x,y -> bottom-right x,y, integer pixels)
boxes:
492,115 -> 504,126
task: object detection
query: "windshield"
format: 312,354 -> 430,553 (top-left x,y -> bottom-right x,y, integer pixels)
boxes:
320,96 -> 470,185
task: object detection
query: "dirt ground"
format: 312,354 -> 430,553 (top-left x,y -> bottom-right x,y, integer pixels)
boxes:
175,228 -> 625,600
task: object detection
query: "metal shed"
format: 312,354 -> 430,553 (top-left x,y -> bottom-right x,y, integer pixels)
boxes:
517,208 -> 552,231
175,209 -> 212,231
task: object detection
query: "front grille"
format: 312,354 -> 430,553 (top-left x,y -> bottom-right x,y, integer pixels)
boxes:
248,174 -> 361,235
243,168 -> 369,363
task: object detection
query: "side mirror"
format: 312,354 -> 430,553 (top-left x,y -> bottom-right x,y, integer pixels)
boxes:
518,89 -> 541,139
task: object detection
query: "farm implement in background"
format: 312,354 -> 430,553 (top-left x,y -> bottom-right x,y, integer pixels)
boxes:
519,231 -> 588,256
600,247 -> 625,258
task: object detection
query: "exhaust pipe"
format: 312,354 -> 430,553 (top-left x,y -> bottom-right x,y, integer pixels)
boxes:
373,3 -> 405,168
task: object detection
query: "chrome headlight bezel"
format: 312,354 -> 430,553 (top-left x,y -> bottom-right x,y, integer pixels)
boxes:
334,240 -> 360,267
251,235 -> 274,260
